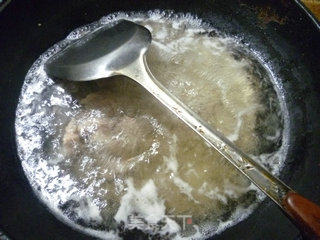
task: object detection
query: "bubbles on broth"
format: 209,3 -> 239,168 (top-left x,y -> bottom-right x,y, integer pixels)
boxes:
15,11 -> 288,240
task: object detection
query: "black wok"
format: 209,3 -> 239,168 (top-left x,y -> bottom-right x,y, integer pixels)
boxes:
0,0 -> 319,239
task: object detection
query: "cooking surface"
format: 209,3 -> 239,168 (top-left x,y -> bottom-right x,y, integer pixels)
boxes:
15,14 -> 286,239
0,0 -> 316,239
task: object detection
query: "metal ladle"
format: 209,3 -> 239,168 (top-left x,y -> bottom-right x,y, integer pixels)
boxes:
45,20 -> 320,237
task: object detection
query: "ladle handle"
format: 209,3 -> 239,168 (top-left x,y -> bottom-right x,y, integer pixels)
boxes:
122,55 -> 320,238
283,191 -> 320,239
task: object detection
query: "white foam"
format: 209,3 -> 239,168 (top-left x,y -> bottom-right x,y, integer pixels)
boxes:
198,182 -> 227,203
172,176 -> 199,204
115,178 -> 180,235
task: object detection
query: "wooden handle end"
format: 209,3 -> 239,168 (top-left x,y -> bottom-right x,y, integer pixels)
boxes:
283,191 -> 320,239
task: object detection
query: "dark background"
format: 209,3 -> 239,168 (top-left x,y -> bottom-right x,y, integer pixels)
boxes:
0,0 -> 319,239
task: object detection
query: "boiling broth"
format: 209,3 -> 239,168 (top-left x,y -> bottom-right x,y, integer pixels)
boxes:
15,11 -> 288,239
